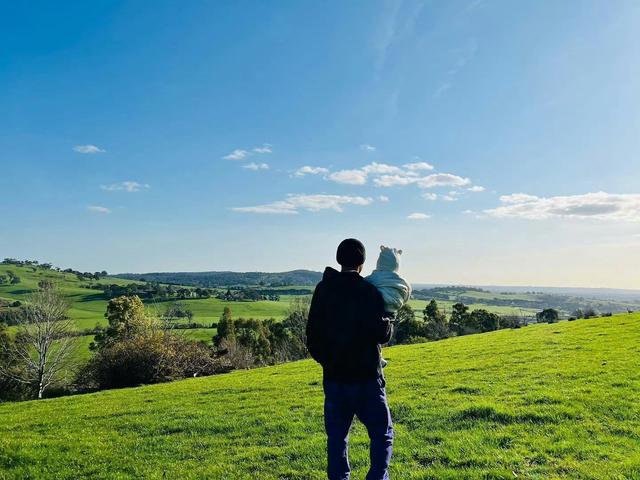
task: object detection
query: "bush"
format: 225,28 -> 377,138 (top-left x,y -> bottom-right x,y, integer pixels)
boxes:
0,308 -> 26,326
536,308 -> 559,324
78,331 -> 230,390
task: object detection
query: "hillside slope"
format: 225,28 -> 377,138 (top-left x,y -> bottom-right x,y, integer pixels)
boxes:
115,269 -> 323,287
1,315 -> 639,479
0,264 -> 291,332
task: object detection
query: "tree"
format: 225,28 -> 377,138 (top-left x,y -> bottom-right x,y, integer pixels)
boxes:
0,322 -> 27,400
6,271 -> 20,285
214,307 -> 234,347
470,309 -> 500,332
274,297 -> 311,361
0,288 -> 78,399
38,279 -> 55,290
393,304 -> 427,344
282,297 -> 309,343
423,300 -> 450,341
78,329 -> 228,390
92,296 -> 152,350
499,315 -> 524,329
536,308 -> 559,324
234,319 -> 271,366
449,303 -> 470,336
161,302 -> 194,327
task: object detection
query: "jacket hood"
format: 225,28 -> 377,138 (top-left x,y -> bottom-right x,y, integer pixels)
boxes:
323,266 -> 340,280
323,266 -> 361,281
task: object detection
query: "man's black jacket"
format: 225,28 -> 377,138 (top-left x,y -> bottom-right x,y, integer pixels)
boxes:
306,267 -> 393,382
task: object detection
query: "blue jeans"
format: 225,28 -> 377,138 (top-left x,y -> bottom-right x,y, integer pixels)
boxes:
323,377 -> 394,480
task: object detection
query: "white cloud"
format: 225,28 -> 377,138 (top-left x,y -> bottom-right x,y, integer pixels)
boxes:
232,201 -> 297,215
468,185 -> 485,192
74,145 -> 105,154
253,144 -> 272,154
101,181 -> 150,192
233,194 -> 374,215
360,144 -> 377,151
485,191 -> 640,221
328,169 -> 368,185
404,161 -> 434,171
87,205 -> 111,214
422,192 -> 438,200
499,193 -> 539,204
326,163 -> 403,185
223,149 -> 249,161
416,173 -> 471,189
407,212 -> 431,220
243,162 -> 269,171
293,160 -> 472,195
361,162 -> 403,175
294,166 -> 330,177
224,143 -> 272,160
378,195 -> 389,202
373,174 -> 418,187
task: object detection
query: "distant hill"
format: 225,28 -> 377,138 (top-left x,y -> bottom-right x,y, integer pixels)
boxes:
412,283 -> 640,301
115,269 -> 323,287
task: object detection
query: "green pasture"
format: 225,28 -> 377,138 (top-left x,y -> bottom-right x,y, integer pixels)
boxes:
1,313 -> 639,479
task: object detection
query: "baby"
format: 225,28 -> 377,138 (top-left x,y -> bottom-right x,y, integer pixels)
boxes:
365,246 -> 412,367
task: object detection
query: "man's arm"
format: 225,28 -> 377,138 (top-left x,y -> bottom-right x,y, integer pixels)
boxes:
305,283 -> 326,364
372,289 -> 394,344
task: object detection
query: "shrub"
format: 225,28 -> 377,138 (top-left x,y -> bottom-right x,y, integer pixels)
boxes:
92,295 -> 154,350
78,331 -> 229,390
423,300 -> 450,341
393,305 -> 426,345
536,308 -> 559,324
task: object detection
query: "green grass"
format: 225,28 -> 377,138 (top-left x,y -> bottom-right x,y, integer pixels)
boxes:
1,314 -> 639,479
178,328 -> 217,344
0,265 -> 290,333
0,265 -> 139,331
147,297 -> 290,326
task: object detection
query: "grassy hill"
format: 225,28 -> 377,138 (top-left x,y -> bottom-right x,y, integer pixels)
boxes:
0,264 -> 291,333
115,269 -> 323,287
1,314 -> 639,479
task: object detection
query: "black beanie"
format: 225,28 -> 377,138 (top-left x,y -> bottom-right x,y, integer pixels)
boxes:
336,238 -> 366,268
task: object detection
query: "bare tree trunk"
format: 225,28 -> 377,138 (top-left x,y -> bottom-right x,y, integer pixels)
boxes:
0,286 -> 78,399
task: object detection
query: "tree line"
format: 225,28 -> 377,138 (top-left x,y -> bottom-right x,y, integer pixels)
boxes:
95,283 -> 282,302
0,283 -> 611,403
2,258 -> 108,281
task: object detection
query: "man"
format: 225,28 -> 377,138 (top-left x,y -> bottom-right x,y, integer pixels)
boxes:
306,238 -> 394,480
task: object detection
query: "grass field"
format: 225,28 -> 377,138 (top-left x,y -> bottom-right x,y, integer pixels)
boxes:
0,265 -> 290,333
1,313 -> 639,479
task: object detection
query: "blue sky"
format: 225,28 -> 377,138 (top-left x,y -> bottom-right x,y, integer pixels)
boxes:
1,0 -> 640,288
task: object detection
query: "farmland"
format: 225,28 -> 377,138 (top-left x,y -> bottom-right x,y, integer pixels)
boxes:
1,313 -> 638,479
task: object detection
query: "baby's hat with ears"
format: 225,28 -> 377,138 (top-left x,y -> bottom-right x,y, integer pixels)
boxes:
377,245 -> 402,272
380,245 -> 403,255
